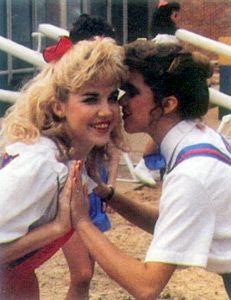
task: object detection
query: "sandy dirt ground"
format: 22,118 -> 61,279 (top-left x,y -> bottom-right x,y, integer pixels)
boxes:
36,107 -> 230,300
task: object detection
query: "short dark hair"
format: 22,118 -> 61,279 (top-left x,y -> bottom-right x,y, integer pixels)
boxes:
167,2 -> 181,11
69,13 -> 115,43
152,1 -> 181,36
124,40 -> 213,119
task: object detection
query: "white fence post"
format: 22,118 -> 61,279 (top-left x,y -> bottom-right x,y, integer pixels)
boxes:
0,36 -> 45,68
0,89 -> 20,103
38,24 -> 69,40
176,29 -> 231,58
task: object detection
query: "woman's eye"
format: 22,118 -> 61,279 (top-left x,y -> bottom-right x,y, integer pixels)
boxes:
83,97 -> 98,104
121,83 -> 139,98
126,90 -> 138,97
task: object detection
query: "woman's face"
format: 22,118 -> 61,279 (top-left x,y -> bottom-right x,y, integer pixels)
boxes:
119,71 -> 157,134
57,82 -> 120,155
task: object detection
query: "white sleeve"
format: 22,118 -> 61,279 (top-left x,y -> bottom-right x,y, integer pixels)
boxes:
145,172 -> 215,267
0,152 -> 67,243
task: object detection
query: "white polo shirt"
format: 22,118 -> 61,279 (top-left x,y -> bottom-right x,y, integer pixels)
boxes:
145,120 -> 231,274
0,137 -> 96,243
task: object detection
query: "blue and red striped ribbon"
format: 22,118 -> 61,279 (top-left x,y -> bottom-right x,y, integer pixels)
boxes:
173,143 -> 231,169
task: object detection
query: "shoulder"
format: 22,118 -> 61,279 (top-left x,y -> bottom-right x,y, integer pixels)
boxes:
152,34 -> 179,44
5,137 -> 58,157
3,137 -> 68,183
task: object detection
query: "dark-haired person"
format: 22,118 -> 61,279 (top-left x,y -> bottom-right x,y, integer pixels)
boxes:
134,0 -> 182,185
70,40 -> 231,299
62,14 -> 121,300
69,13 -> 116,43
152,0 -> 181,43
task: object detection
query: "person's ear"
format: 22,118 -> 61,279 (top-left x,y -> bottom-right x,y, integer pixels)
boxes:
52,101 -> 66,119
162,96 -> 178,115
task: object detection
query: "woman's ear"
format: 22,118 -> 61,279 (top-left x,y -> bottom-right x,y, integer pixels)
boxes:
52,101 -> 66,118
162,96 -> 178,115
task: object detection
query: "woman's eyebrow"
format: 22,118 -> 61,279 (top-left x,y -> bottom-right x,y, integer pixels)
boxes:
81,92 -> 99,97
121,82 -> 139,93
121,82 -> 132,90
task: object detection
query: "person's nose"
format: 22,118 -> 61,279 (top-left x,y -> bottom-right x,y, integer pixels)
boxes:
97,101 -> 114,118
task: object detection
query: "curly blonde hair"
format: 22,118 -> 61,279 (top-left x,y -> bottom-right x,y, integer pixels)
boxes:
0,37 -> 128,161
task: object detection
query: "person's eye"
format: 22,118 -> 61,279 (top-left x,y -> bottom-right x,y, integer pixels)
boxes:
108,91 -> 119,103
127,89 -> 139,97
82,96 -> 98,104
120,84 -> 139,98
121,88 -> 139,98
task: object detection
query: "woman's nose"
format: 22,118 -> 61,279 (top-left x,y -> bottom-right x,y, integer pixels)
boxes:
98,102 -> 114,117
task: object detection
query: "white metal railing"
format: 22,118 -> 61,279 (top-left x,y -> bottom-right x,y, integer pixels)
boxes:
0,67 -> 35,76
175,29 -> 231,109
176,29 -> 231,59
0,89 -> 20,103
209,88 -> 231,110
209,88 -> 231,109
217,114 -> 231,139
38,24 -> 69,40
0,36 -> 45,68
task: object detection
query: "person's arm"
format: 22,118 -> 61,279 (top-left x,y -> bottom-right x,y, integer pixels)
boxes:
95,183 -> 158,234
0,163 -> 74,265
89,148 -> 159,232
106,146 -> 120,186
71,162 -> 176,300
76,219 -> 175,300
103,146 -> 120,213
0,220 -> 67,265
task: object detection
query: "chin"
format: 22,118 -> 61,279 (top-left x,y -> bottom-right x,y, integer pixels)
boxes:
124,124 -> 139,134
94,137 -> 111,147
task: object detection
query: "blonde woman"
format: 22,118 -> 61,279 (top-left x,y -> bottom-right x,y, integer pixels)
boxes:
0,36 -> 126,300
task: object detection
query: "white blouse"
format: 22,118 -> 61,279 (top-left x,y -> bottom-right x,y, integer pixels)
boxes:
0,137 -> 96,243
145,121 -> 231,273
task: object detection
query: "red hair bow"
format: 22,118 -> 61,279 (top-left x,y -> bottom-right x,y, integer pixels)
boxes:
158,0 -> 169,8
43,36 -> 72,63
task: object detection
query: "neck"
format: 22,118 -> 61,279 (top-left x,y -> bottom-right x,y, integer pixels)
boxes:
71,141 -> 92,160
149,115 -> 181,145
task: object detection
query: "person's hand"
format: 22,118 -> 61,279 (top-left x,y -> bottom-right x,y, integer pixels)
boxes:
53,162 -> 77,234
71,160 -> 91,229
106,205 -> 115,214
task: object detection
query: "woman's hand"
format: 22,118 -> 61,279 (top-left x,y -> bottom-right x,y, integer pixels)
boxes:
71,161 -> 91,229
53,162 -> 78,234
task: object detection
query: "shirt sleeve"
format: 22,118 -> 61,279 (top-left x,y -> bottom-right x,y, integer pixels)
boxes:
145,171 -> 216,267
0,152 -> 67,243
